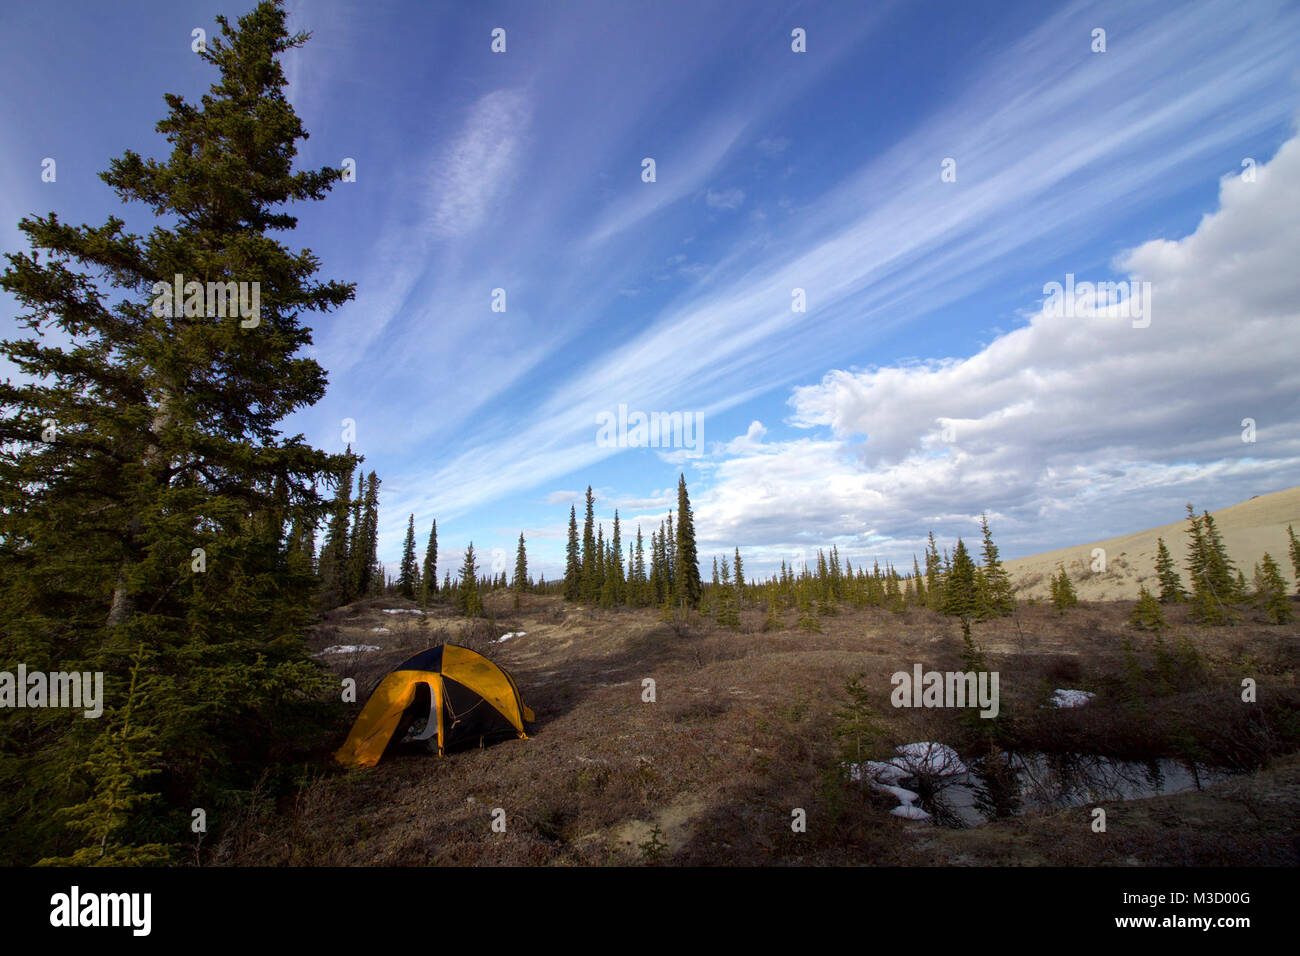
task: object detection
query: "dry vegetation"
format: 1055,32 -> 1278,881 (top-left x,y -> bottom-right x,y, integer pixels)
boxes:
213,591 -> 1300,866
1004,486 -> 1300,601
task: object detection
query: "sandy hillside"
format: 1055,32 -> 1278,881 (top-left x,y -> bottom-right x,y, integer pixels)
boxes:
1005,486 -> 1300,602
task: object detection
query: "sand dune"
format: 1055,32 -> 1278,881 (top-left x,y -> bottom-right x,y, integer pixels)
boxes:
1005,486 -> 1300,602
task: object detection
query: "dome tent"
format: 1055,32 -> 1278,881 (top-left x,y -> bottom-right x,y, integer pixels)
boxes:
335,644 -> 534,768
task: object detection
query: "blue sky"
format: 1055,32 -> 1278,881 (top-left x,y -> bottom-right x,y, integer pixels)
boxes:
2,0 -> 1299,583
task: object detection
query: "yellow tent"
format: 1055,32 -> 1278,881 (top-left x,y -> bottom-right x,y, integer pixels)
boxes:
335,644 -> 534,768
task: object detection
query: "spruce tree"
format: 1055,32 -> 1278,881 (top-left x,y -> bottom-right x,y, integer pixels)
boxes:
1185,505 -> 1236,624
420,519 -> 438,604
1253,552 -> 1293,624
649,526 -> 666,606
397,514 -> 419,599
0,0 -> 352,864
285,514 -> 317,580
317,450 -> 357,608
632,526 -> 647,607
345,470 -> 364,600
1050,564 -> 1078,614
513,532 -> 528,598
36,646 -> 170,865
598,541 -> 616,609
762,594 -> 782,632
674,474 -> 702,608
975,514 -> 1015,619
1288,525 -> 1300,596
1202,510 -> 1243,602
1130,584 -> 1165,630
1154,536 -> 1185,604
458,543 -> 482,617
943,539 -> 979,622
580,486 -> 596,601
878,561 -> 899,614
563,505 -> 581,601
833,675 -> 883,778
348,471 -> 381,599
733,548 -> 745,608
609,511 -> 625,605
716,556 -> 740,629
664,513 -> 677,596
594,524 -> 606,599
796,584 -> 821,633
924,531 -> 943,609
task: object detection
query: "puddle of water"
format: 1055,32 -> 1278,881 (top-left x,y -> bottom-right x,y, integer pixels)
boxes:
909,751 -> 1234,827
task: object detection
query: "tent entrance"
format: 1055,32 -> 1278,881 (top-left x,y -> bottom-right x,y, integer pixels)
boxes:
395,680 -> 441,753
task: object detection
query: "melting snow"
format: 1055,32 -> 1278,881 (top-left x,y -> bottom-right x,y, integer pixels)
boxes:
371,627 -> 390,634
876,784 -> 920,804
891,741 -> 968,776
1050,689 -> 1096,708
495,631 -> 526,643
318,644 -> 381,655
381,609 -> 424,615
847,742 -> 970,821
849,760 -> 909,785
890,805 -> 932,820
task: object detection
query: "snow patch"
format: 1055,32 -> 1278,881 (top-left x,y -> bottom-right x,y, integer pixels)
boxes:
1050,689 -> 1095,708
381,609 -> 424,615
876,784 -> 920,804
318,644 -> 381,656
848,760 -> 909,785
890,805 -> 932,820
891,741 -> 967,776
495,631 -> 526,643
846,755 -> 943,821
371,627 -> 390,634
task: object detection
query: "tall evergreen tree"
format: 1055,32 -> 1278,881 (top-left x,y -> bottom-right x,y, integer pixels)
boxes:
733,547 -> 745,607
975,513 -> 1015,619
674,474 -> 702,608
317,451 -> 357,608
664,513 -> 677,596
716,555 -> 740,628
563,505 -> 581,601
397,514 -> 419,599
0,0 -> 353,864
513,532 -> 529,598
594,524 -> 606,599
348,471 -> 381,599
420,519 -> 437,604
1201,510 -> 1242,602
580,486 -> 596,601
1185,505 -> 1237,624
649,526 -> 666,606
942,538 -> 979,622
924,531 -> 943,609
458,543 -> 482,617
609,511 -> 625,605
632,525 -> 647,606
345,470 -> 364,599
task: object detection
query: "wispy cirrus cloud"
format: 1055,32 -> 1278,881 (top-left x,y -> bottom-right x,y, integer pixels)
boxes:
376,0 -> 1300,566
430,89 -> 531,239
